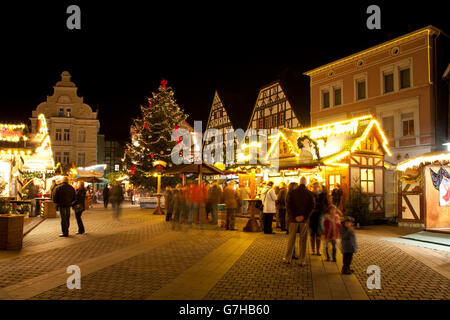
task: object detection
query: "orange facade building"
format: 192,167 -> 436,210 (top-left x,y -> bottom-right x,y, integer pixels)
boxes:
304,26 -> 449,165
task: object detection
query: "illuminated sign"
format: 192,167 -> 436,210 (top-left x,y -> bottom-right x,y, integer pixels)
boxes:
309,120 -> 359,140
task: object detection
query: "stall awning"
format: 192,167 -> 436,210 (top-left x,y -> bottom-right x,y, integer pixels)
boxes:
397,151 -> 450,171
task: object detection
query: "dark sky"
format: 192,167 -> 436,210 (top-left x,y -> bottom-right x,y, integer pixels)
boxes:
0,1 -> 449,140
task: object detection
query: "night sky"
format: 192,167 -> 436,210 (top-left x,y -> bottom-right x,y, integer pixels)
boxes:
0,1 -> 449,141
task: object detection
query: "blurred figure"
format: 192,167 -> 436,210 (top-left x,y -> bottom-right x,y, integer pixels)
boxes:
53,176 -> 76,237
172,184 -> 182,222
261,181 -> 277,234
180,183 -> 189,224
188,181 -> 206,226
165,186 -> 173,221
223,180 -> 239,230
239,183 -> 250,215
276,182 -> 288,231
283,177 -> 314,266
340,216 -> 357,274
331,183 -> 343,208
109,183 -> 124,219
323,205 -> 342,262
73,181 -> 87,235
208,180 -> 223,225
103,184 -> 110,209
310,182 -> 329,256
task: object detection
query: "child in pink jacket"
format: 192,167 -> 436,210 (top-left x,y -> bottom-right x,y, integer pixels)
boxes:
323,205 -> 342,262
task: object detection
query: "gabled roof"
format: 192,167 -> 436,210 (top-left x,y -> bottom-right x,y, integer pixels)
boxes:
205,90 -> 235,131
265,115 -> 391,168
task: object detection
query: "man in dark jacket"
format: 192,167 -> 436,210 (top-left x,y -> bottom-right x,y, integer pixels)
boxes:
53,176 -> 76,237
283,177 -> 315,266
103,185 -> 110,209
276,182 -> 287,231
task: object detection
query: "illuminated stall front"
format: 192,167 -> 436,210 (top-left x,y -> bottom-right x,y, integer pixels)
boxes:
397,152 -> 450,231
265,115 -> 391,217
0,114 -> 54,201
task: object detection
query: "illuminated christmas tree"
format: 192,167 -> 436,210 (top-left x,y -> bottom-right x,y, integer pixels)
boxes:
123,80 -> 188,188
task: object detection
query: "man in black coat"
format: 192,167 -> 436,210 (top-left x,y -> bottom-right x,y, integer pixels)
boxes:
283,177 -> 315,266
53,176 -> 76,237
103,185 -> 110,209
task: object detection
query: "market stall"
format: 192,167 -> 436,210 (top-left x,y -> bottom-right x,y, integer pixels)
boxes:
263,115 -> 391,217
397,151 -> 450,231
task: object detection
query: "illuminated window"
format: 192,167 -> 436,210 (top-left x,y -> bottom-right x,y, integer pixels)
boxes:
55,129 -> 62,141
272,114 -> 278,127
66,108 -> 72,117
78,129 -> 86,143
279,112 -> 285,126
360,168 -> 374,193
400,68 -> 411,89
322,90 -> 330,109
384,73 -> 394,93
356,80 -> 366,100
328,174 -> 341,194
402,113 -> 414,137
63,129 -> 70,141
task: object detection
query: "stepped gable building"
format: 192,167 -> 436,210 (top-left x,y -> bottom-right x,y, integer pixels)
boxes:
30,71 -> 100,168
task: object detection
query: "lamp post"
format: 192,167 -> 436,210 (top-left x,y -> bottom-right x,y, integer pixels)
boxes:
152,160 -> 167,215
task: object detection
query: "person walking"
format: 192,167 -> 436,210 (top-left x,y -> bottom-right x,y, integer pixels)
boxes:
223,180 -> 239,230
239,183 -> 250,215
340,216 -> 357,274
172,184 -> 182,222
331,184 -> 343,208
109,183 -> 124,219
283,177 -> 315,266
261,181 -> 277,234
309,182 -> 329,256
73,181 -> 87,235
103,184 -> 110,209
165,186 -> 173,221
276,182 -> 288,231
53,176 -> 76,237
323,205 -> 342,262
208,180 -> 223,225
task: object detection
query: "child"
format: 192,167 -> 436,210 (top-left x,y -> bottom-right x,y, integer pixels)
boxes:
340,216 -> 357,275
323,205 -> 342,262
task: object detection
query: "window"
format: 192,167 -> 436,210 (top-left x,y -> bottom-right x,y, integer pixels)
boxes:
55,152 -> 61,164
66,108 -> 72,117
402,112 -> 414,137
258,119 -> 264,129
265,116 -> 272,129
279,112 -> 285,126
63,152 -> 70,165
356,80 -> 366,100
361,168 -> 375,193
78,129 -> 86,143
322,90 -> 330,109
77,152 -> 86,166
272,114 -> 278,127
55,128 -> 62,141
328,174 -> 341,194
382,116 -> 395,139
63,129 -> 70,141
59,108 -> 64,117
400,68 -> 411,89
333,88 -> 342,106
384,73 -> 394,93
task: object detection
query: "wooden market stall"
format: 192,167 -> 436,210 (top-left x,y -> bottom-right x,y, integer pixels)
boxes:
264,115 -> 391,217
397,151 -> 450,231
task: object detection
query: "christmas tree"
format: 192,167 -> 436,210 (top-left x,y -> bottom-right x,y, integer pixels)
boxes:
123,80 -> 188,188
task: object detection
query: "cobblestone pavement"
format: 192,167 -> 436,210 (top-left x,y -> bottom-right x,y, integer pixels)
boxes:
0,207 -> 449,300
204,234 -> 313,300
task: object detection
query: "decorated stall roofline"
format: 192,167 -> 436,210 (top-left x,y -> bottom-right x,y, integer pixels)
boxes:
397,152 -> 450,171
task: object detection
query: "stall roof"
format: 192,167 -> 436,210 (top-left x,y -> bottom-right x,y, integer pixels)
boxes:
265,115 -> 391,168
397,151 -> 450,171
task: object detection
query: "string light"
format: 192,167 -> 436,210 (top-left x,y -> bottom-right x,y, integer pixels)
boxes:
397,152 -> 450,171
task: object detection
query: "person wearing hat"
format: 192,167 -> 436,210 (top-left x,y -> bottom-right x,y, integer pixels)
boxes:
340,216 -> 357,274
